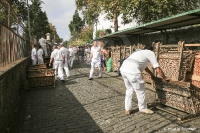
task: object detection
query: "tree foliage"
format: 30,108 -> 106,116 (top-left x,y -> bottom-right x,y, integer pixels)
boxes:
122,0 -> 200,24
28,0 -> 50,39
1,0 -> 62,42
9,0 -> 28,21
79,26 -> 93,43
68,10 -> 84,37
76,0 -> 200,32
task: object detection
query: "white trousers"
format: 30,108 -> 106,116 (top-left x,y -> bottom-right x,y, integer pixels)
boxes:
63,58 -> 70,77
89,59 -> 102,78
121,72 -> 147,111
86,54 -> 90,64
69,56 -> 75,67
32,59 -> 37,65
38,58 -> 44,64
41,45 -> 48,57
54,61 -> 64,80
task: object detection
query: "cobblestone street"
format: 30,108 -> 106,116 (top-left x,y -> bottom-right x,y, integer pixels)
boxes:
10,62 -> 200,133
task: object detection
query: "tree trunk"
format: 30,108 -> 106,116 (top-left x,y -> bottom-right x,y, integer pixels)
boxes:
113,11 -> 118,32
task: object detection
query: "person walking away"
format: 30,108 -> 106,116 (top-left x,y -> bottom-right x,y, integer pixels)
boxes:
59,43 -> 70,78
100,47 -> 108,71
84,46 -> 91,65
37,44 -> 44,64
74,46 -> 79,61
49,44 -> 65,82
31,44 -> 38,65
50,45 -> 57,69
106,51 -> 112,72
68,45 -> 75,69
39,36 -> 48,57
88,41 -> 103,80
120,45 -> 170,115
78,46 -> 84,63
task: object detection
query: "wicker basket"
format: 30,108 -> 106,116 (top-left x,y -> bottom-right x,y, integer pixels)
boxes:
27,66 -> 55,87
28,76 -> 55,87
28,64 -> 47,70
27,69 -> 54,77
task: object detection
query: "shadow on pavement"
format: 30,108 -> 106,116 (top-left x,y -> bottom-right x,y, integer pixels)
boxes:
8,83 -> 103,133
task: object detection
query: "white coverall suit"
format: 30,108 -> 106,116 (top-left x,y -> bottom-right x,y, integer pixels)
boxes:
89,46 -> 102,78
120,49 -> 159,112
50,49 -> 64,80
60,46 -> 70,77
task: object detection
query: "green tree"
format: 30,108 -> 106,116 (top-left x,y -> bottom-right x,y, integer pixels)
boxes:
9,0 -> 28,21
76,0 -> 200,32
79,26 -> 93,43
29,0 -> 51,39
121,0 -> 200,24
68,10 -> 84,38
76,0 -> 129,32
76,0 -> 101,26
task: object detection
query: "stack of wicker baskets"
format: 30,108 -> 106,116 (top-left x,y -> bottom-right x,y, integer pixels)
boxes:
27,64 -> 55,87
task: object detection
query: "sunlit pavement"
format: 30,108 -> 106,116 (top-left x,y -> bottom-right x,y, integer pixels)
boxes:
9,62 -> 200,133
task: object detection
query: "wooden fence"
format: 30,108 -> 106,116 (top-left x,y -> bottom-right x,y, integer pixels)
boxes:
107,41 -> 200,115
0,25 -> 32,67
106,44 -> 145,71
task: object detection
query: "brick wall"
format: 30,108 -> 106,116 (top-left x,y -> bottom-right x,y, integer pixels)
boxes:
0,57 -> 31,133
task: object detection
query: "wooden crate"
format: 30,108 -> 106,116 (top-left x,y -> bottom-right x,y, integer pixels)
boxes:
154,77 -> 200,114
111,46 -> 121,71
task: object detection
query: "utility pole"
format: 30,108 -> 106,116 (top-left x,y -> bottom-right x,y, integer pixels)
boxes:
27,0 -> 31,41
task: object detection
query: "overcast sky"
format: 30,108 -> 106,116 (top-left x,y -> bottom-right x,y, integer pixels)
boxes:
41,0 -> 78,41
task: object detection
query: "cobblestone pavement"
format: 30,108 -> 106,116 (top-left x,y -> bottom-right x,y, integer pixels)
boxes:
10,62 -> 200,133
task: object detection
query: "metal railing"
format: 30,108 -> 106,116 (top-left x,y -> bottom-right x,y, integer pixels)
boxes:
0,0 -> 33,67
0,26 -> 31,67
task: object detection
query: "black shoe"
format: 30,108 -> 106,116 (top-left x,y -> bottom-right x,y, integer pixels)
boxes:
88,77 -> 93,80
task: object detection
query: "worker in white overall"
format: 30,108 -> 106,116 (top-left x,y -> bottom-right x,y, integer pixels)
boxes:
49,44 -> 65,82
37,44 -> 44,64
39,36 -> 48,57
120,45 -> 170,115
68,45 -> 75,69
85,46 -> 91,65
59,43 -> 70,78
31,44 -> 38,65
88,41 -> 103,80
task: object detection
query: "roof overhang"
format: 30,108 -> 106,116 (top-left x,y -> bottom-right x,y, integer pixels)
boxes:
96,8 -> 200,40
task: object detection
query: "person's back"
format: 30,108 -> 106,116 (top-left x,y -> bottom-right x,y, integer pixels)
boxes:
69,47 -> 74,57
37,46 -> 44,64
39,37 -> 46,46
39,36 -> 48,57
37,48 -> 43,59
78,48 -> 84,56
60,46 -> 68,59
51,49 -> 63,61
120,49 -> 158,74
31,47 -> 37,60
31,44 -> 38,65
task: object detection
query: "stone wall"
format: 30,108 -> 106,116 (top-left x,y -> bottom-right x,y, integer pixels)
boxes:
0,57 -> 31,133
